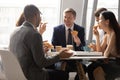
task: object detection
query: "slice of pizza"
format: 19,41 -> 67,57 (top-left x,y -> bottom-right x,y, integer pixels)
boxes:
43,42 -> 53,49
71,30 -> 78,36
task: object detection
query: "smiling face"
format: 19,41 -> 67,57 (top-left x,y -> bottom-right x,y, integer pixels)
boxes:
63,12 -> 76,27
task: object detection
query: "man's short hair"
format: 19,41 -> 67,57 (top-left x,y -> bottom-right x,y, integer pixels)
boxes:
24,4 -> 41,20
63,8 -> 76,17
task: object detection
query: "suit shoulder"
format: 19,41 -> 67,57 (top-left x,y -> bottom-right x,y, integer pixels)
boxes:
74,24 -> 84,30
54,24 -> 64,30
74,23 -> 83,27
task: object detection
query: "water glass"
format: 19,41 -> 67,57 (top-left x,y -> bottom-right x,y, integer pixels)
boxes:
83,46 -> 91,52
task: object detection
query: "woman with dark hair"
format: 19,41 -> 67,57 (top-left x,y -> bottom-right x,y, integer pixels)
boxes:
94,11 -> 120,57
88,11 -> 120,80
16,13 -> 25,27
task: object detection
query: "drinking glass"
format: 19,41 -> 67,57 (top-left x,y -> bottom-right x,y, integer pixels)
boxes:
83,46 -> 91,52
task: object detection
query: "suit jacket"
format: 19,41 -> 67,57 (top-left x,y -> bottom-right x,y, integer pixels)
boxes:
52,23 -> 86,51
9,21 -> 60,80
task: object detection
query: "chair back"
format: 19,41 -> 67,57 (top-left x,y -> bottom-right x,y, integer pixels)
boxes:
0,50 -> 27,80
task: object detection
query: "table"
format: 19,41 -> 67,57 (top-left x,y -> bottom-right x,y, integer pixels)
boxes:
61,51 -> 106,60
47,51 -> 106,80
47,51 -> 106,60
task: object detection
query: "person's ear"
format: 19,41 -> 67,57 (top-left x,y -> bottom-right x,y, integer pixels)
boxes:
74,16 -> 76,20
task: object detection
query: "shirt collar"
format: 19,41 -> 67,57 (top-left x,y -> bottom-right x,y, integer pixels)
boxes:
65,24 -> 74,31
24,21 -> 37,30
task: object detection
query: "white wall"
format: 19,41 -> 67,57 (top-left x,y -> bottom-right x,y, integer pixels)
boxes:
59,0 -> 84,25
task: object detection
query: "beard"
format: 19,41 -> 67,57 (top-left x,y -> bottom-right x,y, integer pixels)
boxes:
36,19 -> 40,27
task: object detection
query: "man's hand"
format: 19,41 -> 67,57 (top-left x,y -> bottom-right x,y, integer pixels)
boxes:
43,41 -> 53,53
39,22 -> 47,35
59,48 -> 73,59
71,30 -> 81,46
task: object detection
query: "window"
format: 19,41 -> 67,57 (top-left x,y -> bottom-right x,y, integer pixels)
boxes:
97,0 -> 118,18
0,0 -> 60,48
86,0 -> 118,43
86,0 -> 94,41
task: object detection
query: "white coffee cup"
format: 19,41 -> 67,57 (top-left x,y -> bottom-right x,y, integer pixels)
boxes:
66,45 -> 73,50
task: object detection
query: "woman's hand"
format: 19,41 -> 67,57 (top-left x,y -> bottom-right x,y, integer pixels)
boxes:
88,43 -> 96,51
93,25 -> 99,37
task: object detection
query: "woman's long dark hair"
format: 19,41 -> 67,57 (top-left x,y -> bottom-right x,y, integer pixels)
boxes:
101,11 -> 120,55
16,13 -> 25,27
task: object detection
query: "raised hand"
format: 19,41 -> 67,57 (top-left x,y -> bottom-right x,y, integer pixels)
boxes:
71,30 -> 81,46
39,22 -> 47,35
93,25 -> 99,37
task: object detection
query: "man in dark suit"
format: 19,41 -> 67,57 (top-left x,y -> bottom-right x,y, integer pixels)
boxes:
9,4 -> 73,80
52,8 -> 85,51
52,8 -> 86,80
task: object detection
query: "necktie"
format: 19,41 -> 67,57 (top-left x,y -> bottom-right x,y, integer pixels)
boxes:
67,28 -> 72,44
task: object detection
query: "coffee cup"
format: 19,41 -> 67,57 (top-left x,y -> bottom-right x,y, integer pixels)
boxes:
55,46 -> 62,52
66,45 -> 73,50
